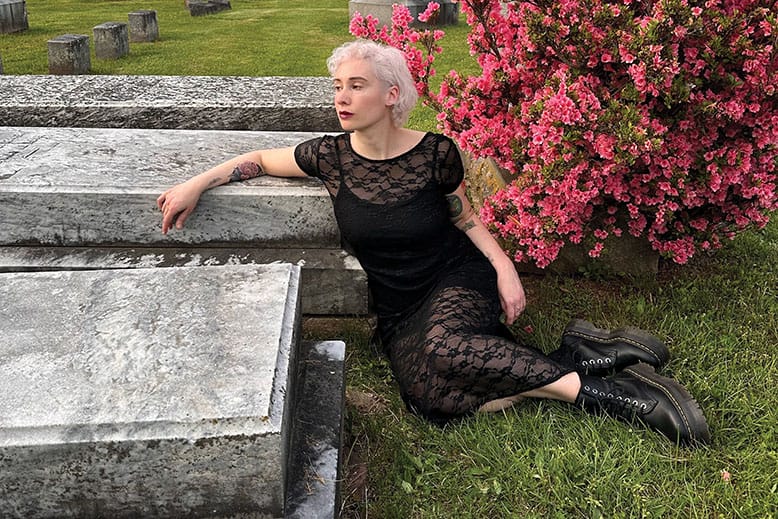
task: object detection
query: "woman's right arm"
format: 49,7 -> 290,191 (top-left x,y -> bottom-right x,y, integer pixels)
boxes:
157,146 -> 306,234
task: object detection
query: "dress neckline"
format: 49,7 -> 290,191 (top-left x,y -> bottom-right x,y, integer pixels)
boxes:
345,132 -> 431,162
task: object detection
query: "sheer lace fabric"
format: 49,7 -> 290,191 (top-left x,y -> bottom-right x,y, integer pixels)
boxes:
295,132 -> 571,421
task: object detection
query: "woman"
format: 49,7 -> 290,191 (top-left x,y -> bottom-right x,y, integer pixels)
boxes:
158,40 -> 709,446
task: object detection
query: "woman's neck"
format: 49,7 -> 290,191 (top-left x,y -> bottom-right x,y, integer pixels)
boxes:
350,126 -> 424,160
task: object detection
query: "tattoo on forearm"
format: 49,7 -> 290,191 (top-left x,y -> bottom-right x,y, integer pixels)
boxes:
446,193 -> 463,217
462,220 -> 476,232
228,161 -> 265,183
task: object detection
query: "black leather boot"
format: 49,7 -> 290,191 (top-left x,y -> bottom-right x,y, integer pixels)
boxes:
576,363 -> 710,446
550,319 -> 670,376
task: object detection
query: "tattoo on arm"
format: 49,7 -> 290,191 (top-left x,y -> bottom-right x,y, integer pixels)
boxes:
228,161 -> 265,183
446,193 -> 464,217
461,220 -> 476,232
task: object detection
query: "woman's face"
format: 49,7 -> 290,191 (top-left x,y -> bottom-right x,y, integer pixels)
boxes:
332,58 -> 397,132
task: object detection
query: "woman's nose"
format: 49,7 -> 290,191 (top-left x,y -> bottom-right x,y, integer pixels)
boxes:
335,91 -> 349,105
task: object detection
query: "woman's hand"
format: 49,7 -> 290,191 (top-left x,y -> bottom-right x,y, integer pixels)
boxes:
156,180 -> 204,234
496,261 -> 526,326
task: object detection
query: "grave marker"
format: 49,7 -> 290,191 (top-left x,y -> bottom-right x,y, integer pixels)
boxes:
94,22 -> 129,60
0,0 -> 28,34
128,9 -> 159,42
47,34 -> 90,75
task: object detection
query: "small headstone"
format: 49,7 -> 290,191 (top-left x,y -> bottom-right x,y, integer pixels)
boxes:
349,0 -> 459,27
128,9 -> 158,42
186,0 -> 231,17
0,0 -> 28,34
47,34 -> 90,75
93,22 -> 129,60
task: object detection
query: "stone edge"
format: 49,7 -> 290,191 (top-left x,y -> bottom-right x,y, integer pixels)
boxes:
283,340 -> 345,519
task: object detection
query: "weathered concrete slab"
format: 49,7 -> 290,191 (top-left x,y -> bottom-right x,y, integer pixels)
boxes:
0,126 -> 339,248
0,246 -> 369,315
0,264 -> 301,517
0,75 -> 340,131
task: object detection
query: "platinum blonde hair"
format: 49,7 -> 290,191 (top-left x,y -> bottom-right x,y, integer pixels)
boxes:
327,40 -> 419,128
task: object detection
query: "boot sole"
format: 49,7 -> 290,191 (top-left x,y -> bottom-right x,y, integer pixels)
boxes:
623,363 -> 711,446
564,319 -> 670,367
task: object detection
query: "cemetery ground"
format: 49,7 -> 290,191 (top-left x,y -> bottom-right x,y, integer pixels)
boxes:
2,1 -> 777,517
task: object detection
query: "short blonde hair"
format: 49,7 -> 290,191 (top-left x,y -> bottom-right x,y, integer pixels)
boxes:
327,40 -> 419,128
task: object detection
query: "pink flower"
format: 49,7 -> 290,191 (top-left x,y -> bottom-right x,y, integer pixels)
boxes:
417,2 -> 440,23
351,0 -> 778,269
588,242 -> 605,258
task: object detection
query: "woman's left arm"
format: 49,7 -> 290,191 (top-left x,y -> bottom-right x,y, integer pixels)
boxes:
446,183 -> 526,325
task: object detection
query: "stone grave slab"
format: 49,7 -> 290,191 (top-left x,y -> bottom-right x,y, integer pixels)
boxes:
0,264 -> 301,518
0,246 -> 368,316
0,75 -> 340,131
0,126 -> 338,248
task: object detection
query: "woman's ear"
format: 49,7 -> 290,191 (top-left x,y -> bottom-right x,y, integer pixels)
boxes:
385,84 -> 400,107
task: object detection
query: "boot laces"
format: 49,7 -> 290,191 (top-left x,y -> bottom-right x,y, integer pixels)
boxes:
583,385 -> 650,413
580,357 -> 613,368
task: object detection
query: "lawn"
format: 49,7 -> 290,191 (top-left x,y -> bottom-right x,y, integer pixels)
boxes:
3,1 -> 777,518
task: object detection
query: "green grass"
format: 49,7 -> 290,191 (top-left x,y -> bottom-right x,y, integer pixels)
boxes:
319,219 -> 778,518
2,1 -> 349,75
5,2 -> 778,517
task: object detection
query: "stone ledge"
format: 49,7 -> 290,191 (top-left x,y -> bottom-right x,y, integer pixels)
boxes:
0,264 -> 302,518
0,184 -> 338,248
0,126 -> 339,248
0,246 -> 369,316
0,75 -> 340,131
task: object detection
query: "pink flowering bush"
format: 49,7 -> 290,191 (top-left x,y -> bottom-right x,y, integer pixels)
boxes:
351,0 -> 778,268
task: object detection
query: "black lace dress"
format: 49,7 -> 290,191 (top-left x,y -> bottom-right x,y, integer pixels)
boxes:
295,132 -> 572,423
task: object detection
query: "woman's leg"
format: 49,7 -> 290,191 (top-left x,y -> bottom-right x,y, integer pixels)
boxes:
387,286 -> 575,417
516,371 -> 580,402
478,372 -> 580,412
386,284 -> 709,445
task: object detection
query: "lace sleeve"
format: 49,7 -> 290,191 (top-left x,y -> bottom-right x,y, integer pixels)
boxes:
435,135 -> 465,194
294,137 -> 324,178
